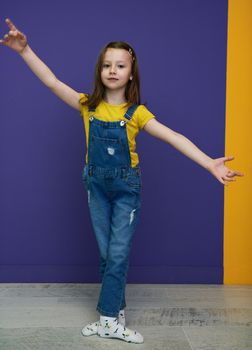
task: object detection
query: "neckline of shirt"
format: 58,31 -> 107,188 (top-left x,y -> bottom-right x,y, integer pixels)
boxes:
102,99 -> 128,107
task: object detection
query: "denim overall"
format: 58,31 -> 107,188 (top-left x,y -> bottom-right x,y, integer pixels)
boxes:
82,104 -> 142,317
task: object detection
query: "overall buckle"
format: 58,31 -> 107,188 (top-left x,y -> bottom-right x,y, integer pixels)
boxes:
120,120 -> 126,127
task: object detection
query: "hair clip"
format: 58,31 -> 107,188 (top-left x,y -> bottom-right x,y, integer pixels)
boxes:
128,48 -> 135,61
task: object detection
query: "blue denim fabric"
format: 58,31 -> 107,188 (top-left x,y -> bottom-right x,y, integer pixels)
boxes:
81,105 -> 142,317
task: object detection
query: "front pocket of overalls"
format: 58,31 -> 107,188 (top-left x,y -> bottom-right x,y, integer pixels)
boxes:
90,135 -> 127,165
125,174 -> 142,189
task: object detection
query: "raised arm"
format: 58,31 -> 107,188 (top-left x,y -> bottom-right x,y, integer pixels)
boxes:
143,118 -> 244,185
0,18 -> 80,111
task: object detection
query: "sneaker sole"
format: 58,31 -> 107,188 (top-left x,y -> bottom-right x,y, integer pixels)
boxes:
97,332 -> 144,344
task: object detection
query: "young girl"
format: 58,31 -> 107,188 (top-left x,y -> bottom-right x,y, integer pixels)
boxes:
1,18 -> 244,344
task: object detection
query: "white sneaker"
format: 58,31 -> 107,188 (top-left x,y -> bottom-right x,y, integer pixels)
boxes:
97,316 -> 144,344
81,310 -> 126,337
81,320 -> 100,336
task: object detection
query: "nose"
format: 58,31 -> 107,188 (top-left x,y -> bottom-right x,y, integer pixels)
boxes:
109,65 -> 116,74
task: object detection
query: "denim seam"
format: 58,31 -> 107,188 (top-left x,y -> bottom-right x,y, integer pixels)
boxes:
96,281 -> 124,317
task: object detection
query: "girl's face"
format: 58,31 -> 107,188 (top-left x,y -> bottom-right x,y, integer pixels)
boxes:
101,48 -> 133,92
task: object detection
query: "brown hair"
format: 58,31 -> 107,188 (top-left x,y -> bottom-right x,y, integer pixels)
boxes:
81,41 -> 142,109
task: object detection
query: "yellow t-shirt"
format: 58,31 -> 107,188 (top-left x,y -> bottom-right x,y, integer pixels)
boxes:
79,93 -> 155,167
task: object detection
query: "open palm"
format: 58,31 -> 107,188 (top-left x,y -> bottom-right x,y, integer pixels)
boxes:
207,156 -> 244,186
0,18 -> 27,53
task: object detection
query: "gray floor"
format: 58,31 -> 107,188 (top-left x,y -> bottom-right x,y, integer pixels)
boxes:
0,283 -> 251,349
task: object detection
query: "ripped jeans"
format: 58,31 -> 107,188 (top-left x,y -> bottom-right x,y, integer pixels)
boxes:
82,165 -> 142,317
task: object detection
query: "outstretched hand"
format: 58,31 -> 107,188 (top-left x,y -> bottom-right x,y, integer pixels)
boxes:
206,156 -> 244,186
0,18 -> 28,53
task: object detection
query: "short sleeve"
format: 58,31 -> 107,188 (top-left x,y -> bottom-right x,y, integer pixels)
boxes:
79,92 -> 89,116
136,105 -> 156,129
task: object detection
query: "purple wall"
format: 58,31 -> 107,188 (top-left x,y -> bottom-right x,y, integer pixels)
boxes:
0,0 -> 227,282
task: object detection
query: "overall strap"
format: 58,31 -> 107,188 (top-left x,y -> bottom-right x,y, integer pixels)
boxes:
88,104 -> 138,120
123,104 -> 138,121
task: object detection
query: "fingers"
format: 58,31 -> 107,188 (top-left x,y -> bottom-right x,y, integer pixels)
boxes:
0,32 -> 12,43
225,156 -> 235,161
226,169 -> 244,177
221,157 -> 244,177
223,176 -> 235,182
0,28 -> 24,45
2,33 -> 10,42
218,177 -> 227,186
217,175 -> 236,186
5,18 -> 17,31
234,171 -> 244,176
6,30 -> 17,38
226,170 -> 236,177
8,30 -> 20,38
221,171 -> 245,185
0,18 -> 18,43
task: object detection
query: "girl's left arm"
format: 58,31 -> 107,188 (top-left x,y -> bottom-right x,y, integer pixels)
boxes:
143,118 -> 244,186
